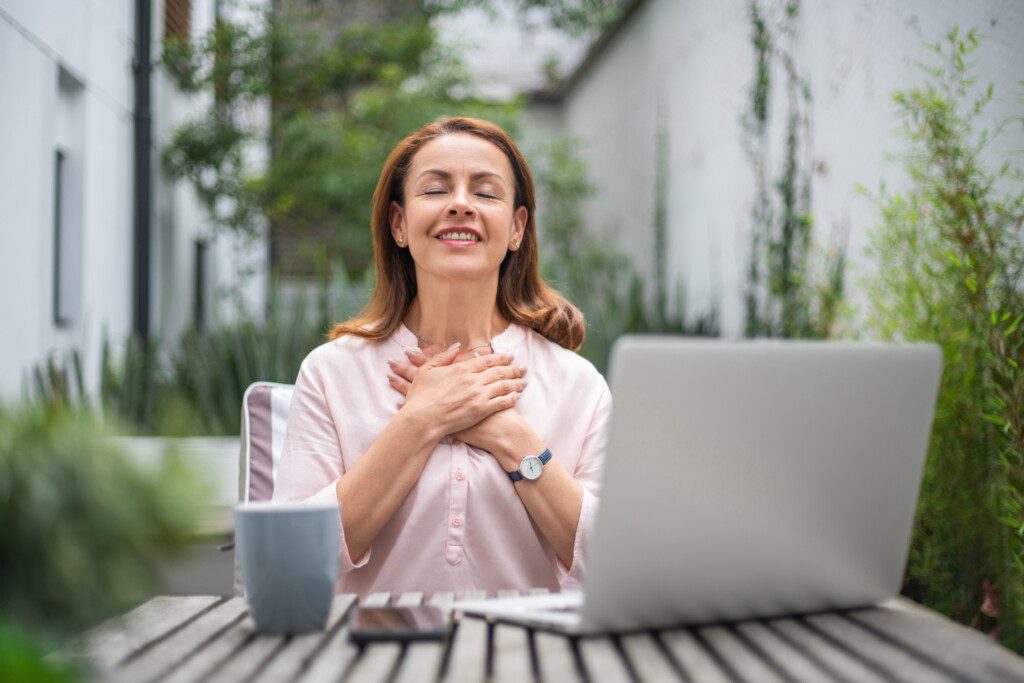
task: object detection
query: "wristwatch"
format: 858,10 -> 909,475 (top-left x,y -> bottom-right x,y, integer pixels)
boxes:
507,448 -> 552,482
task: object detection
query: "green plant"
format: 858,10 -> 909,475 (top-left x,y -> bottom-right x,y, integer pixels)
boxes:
162,2 -> 518,281
0,405 -> 207,644
864,27 -> 1024,650
170,279 -> 356,434
534,135 -> 717,372
741,0 -> 845,339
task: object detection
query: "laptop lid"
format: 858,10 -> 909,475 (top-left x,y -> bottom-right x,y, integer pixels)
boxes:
579,338 -> 942,631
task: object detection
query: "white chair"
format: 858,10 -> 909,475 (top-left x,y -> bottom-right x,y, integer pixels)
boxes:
238,381 -> 295,503
234,381 -> 295,595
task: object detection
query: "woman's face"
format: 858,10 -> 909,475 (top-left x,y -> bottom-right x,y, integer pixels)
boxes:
390,133 -> 528,283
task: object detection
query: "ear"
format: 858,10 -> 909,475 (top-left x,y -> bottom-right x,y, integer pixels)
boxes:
509,205 -> 528,251
389,201 -> 406,245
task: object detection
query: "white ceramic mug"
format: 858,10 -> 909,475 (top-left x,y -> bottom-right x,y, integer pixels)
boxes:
235,502 -> 340,633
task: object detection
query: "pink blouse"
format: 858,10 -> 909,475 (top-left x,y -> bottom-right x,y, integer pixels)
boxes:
272,322 -> 611,597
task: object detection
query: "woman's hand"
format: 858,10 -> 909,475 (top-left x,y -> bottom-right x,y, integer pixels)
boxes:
395,345 -> 527,436
389,350 -> 532,464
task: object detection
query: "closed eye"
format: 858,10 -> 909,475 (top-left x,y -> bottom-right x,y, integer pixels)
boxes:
476,193 -> 498,199
423,190 -> 447,195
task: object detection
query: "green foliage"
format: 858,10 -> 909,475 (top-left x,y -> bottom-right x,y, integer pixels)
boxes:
162,2 -> 518,279
29,276 -> 367,437
169,282 -> 354,434
534,136 -> 717,372
864,27 -> 1024,650
0,406 -> 207,640
742,0 -> 845,339
0,618 -> 79,683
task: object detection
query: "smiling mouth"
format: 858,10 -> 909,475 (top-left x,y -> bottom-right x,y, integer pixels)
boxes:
435,230 -> 481,243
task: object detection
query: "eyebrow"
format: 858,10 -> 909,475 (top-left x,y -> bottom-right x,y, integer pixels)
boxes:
414,169 -> 505,184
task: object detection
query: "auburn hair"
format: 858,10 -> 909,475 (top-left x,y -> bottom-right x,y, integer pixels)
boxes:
328,116 -> 585,351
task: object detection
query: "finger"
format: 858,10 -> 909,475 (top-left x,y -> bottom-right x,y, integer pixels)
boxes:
404,347 -> 428,367
487,391 -> 519,412
388,359 -> 417,383
487,378 -> 527,399
387,373 -> 411,396
480,364 -> 527,384
464,351 -> 515,372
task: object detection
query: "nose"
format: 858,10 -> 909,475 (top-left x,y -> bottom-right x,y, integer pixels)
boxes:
447,188 -> 476,217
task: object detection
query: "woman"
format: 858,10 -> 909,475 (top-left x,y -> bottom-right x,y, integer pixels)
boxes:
273,116 -> 611,596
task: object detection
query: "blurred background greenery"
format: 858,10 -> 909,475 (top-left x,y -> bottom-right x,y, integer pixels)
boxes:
3,0 -> 1022,676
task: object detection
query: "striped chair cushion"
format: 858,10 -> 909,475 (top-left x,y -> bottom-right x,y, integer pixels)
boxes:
239,382 -> 295,503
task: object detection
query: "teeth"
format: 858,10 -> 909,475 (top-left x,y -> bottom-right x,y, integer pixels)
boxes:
438,231 -> 478,241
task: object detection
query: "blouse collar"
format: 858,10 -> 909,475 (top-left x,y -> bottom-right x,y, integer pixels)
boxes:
392,320 -> 526,355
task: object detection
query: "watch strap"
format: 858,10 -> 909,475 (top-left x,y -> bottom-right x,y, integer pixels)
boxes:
507,448 -> 552,482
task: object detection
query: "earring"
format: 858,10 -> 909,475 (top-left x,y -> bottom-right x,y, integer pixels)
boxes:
510,240 -> 519,249
396,236 -> 405,246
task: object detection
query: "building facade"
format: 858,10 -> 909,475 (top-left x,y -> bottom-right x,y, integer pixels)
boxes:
520,0 -> 1024,335
0,0 -> 267,400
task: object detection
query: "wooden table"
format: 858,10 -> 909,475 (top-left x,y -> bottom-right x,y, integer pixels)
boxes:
70,591 -> 1024,682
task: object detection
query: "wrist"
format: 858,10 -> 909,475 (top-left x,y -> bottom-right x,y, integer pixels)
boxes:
394,406 -> 447,447
496,427 -> 546,472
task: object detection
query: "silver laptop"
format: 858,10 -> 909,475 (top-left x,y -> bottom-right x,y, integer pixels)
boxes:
456,337 -> 942,633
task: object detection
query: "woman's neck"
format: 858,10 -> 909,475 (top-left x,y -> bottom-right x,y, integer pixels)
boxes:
405,273 -> 507,352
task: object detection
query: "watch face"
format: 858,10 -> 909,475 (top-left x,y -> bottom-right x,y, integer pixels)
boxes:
520,456 -> 543,480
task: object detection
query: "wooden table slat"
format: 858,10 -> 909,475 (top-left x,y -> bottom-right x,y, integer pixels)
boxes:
619,632 -> 684,682
443,591 -> 488,683
659,629 -> 733,683
533,630 -> 583,683
393,592 -> 454,683
346,642 -> 404,683
82,595 -> 221,670
364,592 -> 392,607
805,611 -> 959,682
347,593 -> 421,683
396,592 -> 425,607
735,620 -> 835,683
114,598 -> 248,683
394,640 -> 447,683
210,624 -> 289,683
251,594 -> 356,683
576,637 -> 633,683
768,617 -> 888,683
429,592 -> 456,610
492,623 -> 533,683
849,599 -> 1024,683
296,595 -> 364,683
74,593 -> 1024,683
699,624 -> 787,683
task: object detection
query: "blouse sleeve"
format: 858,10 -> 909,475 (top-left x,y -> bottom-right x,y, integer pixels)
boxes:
556,380 -> 612,588
272,354 -> 371,571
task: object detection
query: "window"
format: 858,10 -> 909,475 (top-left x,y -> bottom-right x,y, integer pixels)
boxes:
193,238 -> 208,330
164,0 -> 192,41
52,150 -> 68,326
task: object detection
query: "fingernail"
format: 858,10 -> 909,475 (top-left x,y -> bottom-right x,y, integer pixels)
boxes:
503,352 -> 514,361
404,347 -> 422,358
517,365 -> 527,374
387,373 -> 399,383
387,359 -> 397,368
448,342 -> 461,352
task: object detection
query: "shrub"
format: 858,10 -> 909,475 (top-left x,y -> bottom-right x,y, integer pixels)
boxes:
864,27 -> 1024,649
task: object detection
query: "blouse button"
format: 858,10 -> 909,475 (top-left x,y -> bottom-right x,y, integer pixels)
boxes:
455,469 -> 465,481
452,516 -> 462,528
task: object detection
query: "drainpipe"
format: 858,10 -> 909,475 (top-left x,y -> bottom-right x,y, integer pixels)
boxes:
132,0 -> 152,339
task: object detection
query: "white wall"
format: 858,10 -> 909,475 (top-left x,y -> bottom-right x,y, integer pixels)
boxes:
0,0 -> 135,399
526,0 -> 1024,336
0,0 -> 269,401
